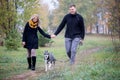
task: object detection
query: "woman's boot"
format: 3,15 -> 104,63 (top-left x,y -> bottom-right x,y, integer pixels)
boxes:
27,57 -> 31,69
31,56 -> 36,70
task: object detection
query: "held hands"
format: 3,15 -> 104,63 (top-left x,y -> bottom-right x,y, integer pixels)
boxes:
22,42 -> 26,46
51,34 -> 56,38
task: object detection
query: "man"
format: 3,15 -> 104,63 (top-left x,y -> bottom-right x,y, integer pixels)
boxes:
52,4 -> 85,65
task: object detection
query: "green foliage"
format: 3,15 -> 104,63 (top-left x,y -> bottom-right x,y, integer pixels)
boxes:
5,28 -> 21,50
38,29 -> 53,47
0,0 -> 17,35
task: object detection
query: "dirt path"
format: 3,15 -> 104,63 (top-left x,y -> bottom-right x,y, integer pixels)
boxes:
3,47 -> 102,80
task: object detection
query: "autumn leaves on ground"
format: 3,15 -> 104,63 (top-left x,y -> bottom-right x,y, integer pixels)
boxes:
0,34 -> 119,80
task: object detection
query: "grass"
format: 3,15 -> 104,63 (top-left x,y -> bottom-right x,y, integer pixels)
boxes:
0,34 -> 119,80
38,48 -> 120,80
0,47 -> 27,79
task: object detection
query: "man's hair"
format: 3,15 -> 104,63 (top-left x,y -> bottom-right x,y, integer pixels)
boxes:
69,4 -> 76,8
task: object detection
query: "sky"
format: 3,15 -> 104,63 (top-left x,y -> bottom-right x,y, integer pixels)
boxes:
41,0 -> 59,12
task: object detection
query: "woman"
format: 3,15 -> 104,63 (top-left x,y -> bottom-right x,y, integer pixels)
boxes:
22,14 -> 51,70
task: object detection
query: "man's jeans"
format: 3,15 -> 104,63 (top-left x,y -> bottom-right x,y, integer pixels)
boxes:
65,38 -> 81,65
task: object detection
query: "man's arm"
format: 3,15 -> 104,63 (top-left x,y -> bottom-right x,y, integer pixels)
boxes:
79,16 -> 85,40
54,15 -> 67,36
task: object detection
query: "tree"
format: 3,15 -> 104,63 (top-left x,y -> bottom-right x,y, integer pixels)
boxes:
107,0 -> 120,52
0,0 -> 21,50
0,0 -> 17,36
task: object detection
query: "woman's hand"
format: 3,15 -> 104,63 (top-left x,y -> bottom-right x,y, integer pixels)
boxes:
22,42 -> 26,46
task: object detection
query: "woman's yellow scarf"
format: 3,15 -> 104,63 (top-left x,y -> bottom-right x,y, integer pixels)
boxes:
29,20 -> 38,28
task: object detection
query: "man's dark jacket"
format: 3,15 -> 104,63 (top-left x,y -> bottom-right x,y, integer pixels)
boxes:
54,13 -> 85,39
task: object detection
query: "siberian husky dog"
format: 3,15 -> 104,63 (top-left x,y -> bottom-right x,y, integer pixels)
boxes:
44,51 -> 56,72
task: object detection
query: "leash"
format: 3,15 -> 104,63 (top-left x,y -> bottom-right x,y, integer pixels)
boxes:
56,59 -> 69,63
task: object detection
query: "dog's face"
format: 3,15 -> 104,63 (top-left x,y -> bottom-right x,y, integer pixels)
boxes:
44,51 -> 49,60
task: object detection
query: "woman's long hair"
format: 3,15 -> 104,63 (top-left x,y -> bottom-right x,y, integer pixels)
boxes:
30,14 -> 40,26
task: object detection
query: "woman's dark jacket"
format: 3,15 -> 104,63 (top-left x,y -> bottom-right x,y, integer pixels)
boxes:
22,22 -> 50,49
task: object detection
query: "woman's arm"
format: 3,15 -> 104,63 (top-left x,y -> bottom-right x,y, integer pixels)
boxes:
22,22 -> 28,42
37,27 -> 51,39
22,22 -> 29,46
